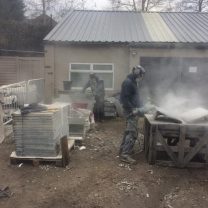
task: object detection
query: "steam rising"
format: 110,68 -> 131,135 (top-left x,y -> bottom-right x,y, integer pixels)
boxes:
140,57 -> 208,120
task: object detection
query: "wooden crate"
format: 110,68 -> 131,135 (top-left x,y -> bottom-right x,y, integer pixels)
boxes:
144,114 -> 208,168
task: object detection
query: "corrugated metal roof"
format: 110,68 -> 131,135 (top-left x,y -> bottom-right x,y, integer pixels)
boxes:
44,10 -> 208,44
161,13 -> 208,43
142,13 -> 177,42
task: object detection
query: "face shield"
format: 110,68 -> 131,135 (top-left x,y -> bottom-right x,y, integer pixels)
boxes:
133,65 -> 145,82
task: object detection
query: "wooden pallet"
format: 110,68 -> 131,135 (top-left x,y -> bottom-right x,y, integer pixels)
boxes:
10,151 -> 63,167
10,137 -> 75,167
144,114 -> 208,168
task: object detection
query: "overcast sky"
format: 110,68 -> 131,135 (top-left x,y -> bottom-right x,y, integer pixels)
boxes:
85,0 -> 111,10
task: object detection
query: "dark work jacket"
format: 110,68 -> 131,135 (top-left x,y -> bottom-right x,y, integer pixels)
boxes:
120,74 -> 141,113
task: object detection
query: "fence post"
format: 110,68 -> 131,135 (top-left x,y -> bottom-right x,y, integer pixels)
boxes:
0,95 -> 4,143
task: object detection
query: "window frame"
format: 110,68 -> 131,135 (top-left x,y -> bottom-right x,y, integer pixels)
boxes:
69,63 -> 114,90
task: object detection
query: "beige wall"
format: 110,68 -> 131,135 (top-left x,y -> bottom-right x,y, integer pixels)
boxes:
44,44 -> 208,103
45,44 -> 130,99
44,45 -> 55,103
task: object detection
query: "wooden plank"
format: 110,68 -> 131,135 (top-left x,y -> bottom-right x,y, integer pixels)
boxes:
157,129 -> 177,163
61,136 -> 70,167
0,103 -> 5,143
205,138 -> 208,163
156,160 -> 208,168
10,151 -> 62,160
148,125 -> 155,164
68,139 -> 75,150
155,145 -> 208,154
152,125 -> 158,163
144,117 -> 150,159
156,160 -> 176,167
178,125 -> 186,167
184,133 -> 208,165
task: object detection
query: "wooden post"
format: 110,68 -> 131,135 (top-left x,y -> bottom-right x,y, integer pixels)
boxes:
61,136 -> 70,167
144,117 -> 149,159
178,125 -> 186,167
157,127 -> 177,163
0,98 -> 4,143
148,125 -> 155,164
205,129 -> 208,165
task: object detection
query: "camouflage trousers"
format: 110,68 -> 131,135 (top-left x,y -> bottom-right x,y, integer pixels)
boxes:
119,110 -> 138,155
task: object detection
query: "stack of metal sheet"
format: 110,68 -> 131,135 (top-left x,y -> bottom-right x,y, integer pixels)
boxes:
68,108 -> 87,137
13,103 -> 69,157
104,100 -> 117,118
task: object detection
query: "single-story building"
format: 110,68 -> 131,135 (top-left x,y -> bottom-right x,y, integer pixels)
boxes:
44,10 -> 208,104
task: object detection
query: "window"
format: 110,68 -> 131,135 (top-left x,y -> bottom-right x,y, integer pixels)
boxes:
69,63 -> 114,89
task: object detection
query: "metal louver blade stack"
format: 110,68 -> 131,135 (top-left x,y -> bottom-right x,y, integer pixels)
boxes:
13,103 -> 69,157
104,100 -> 117,118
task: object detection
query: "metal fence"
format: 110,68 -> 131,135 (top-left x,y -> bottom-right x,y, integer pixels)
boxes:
0,81 -> 27,124
0,79 -> 44,142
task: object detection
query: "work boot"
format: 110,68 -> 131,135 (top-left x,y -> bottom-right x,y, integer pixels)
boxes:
120,154 -> 137,165
129,149 -> 135,155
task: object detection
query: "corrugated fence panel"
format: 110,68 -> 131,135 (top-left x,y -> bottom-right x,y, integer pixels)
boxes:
0,56 -> 44,86
18,57 -> 44,82
0,57 -> 17,85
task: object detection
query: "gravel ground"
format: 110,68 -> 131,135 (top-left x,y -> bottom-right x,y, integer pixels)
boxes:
0,118 -> 208,208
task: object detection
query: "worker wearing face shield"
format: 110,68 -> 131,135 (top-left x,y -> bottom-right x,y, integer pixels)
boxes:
119,65 -> 152,164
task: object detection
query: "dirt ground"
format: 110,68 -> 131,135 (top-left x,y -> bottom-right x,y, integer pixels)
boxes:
0,118 -> 208,208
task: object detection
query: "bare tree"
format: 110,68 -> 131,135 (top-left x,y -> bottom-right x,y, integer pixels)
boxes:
175,0 -> 208,12
109,0 -> 167,11
53,0 -> 87,19
24,0 -> 87,20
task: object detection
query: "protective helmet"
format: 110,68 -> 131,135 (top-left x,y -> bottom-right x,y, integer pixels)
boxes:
133,65 -> 145,77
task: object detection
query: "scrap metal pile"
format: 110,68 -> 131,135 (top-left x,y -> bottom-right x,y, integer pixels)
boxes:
68,107 -> 92,138
104,99 -> 117,118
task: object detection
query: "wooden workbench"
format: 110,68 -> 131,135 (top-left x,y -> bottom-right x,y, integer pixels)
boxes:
144,114 -> 208,168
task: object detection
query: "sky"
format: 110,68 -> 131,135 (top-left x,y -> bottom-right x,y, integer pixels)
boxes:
24,0 -> 112,20
85,0 -> 111,10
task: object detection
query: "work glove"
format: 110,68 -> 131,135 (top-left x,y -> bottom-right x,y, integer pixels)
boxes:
132,108 -> 140,116
132,107 -> 147,116
132,104 -> 156,116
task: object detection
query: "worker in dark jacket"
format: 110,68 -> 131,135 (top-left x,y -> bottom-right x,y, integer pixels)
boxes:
83,73 -> 105,121
94,79 -> 105,121
83,73 -> 99,96
119,65 -> 146,164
